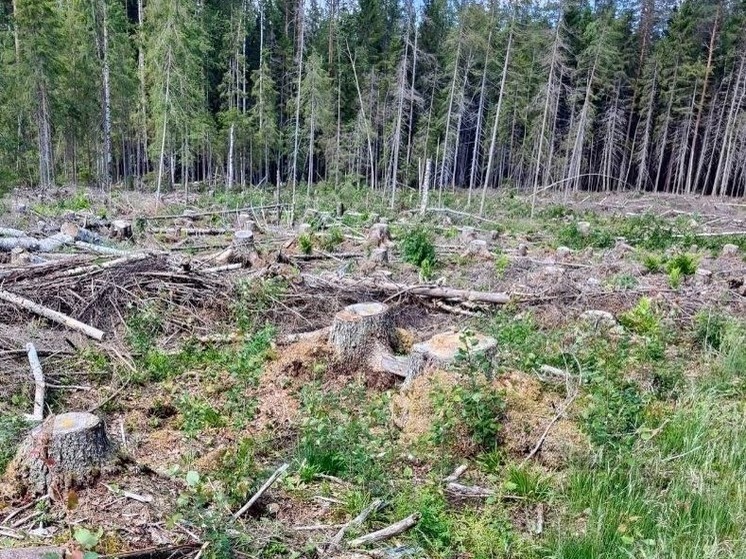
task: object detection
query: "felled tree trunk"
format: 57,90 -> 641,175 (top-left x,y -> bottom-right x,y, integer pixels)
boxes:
60,222 -> 102,244
7,412 -> 114,496
405,331 -> 497,387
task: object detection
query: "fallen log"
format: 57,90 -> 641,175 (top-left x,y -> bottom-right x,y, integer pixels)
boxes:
0,233 -> 72,253
0,227 -> 27,238
347,513 -> 420,548
74,240 -> 132,256
150,227 -> 231,236
302,275 -> 512,305
446,482 -> 495,498
60,222 -> 102,244
0,289 -> 105,341
145,204 -> 286,221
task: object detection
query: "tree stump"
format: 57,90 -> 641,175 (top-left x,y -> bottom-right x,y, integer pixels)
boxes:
8,412 -> 114,496
462,239 -> 490,258
459,227 -> 477,244
237,213 -> 259,232
110,219 -> 133,240
370,247 -> 389,263
367,223 -> 391,247
404,331 -> 497,387
329,302 -> 396,367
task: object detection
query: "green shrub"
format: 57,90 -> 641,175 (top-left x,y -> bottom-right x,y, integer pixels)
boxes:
401,225 -> 436,268
665,253 -> 698,276
505,465 -> 552,501
298,233 -> 313,255
619,297 -> 661,336
641,252 -> 664,274
556,223 -> 614,250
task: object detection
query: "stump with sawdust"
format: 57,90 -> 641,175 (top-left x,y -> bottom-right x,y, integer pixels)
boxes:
329,302 -> 407,376
7,412 -> 114,496
404,331 -> 497,387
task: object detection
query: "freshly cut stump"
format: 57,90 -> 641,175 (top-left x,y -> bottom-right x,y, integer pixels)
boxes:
404,331 -> 497,387
367,223 -> 391,248
330,302 -> 396,367
9,412 -> 113,496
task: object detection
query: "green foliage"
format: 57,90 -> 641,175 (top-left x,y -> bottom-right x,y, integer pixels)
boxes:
401,225 -> 436,269
556,222 -> 614,250
694,309 -> 730,350
0,414 -> 27,473
298,233 -> 313,255
619,297 -> 662,336
641,252 -> 664,273
665,252 -> 698,276
177,395 -> 225,435
320,227 -> 344,252
429,332 -> 505,452
74,527 -> 102,550
295,384 -> 389,486
493,253 -> 510,278
505,465 -> 551,501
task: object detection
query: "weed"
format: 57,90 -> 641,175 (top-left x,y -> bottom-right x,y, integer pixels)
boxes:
694,309 -> 729,351
556,222 -> 614,250
494,253 -> 510,278
641,252 -> 664,273
0,414 -> 26,473
665,252 -> 698,276
430,332 -> 506,452
177,395 -> 225,435
505,465 -> 552,501
401,225 -> 436,269
215,438 -> 258,505
619,297 -> 661,336
233,278 -> 287,331
298,233 -> 313,255
668,266 -> 682,289
610,273 -> 638,290
320,227 -> 344,252
392,485 -> 453,553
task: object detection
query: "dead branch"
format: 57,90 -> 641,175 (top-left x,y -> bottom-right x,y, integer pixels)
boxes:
302,274 -> 512,305
0,289 -> 105,341
233,462 -> 289,519
74,241 -> 132,256
347,513 -> 420,548
328,498 -> 383,550
145,204 -> 286,221
446,482 -> 495,498
443,464 -> 468,483
23,343 -> 45,422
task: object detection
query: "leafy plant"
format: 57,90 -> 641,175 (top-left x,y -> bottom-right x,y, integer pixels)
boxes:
694,309 -> 729,351
401,225 -> 436,269
641,252 -> 664,274
619,298 -> 661,336
298,233 -> 313,255
320,227 -> 344,252
665,252 -> 698,276
177,395 -> 225,435
0,414 -> 26,473
668,266 -> 682,289
505,465 -> 551,501
494,253 -> 510,278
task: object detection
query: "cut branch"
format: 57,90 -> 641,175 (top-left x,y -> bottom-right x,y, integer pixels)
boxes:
0,289 -> 105,341
23,343 -> 45,422
233,462 -> 289,519
347,513 -> 420,547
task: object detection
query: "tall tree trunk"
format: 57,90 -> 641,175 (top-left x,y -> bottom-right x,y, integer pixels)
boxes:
468,26 -> 492,208
289,0 -> 306,222
480,25 -> 513,215
156,54 -> 172,202
685,2 -> 720,194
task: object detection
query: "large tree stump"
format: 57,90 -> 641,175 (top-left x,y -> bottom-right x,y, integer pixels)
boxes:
404,331 -> 497,387
367,223 -> 391,248
329,303 -> 397,368
8,412 -> 114,496
110,219 -> 133,240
